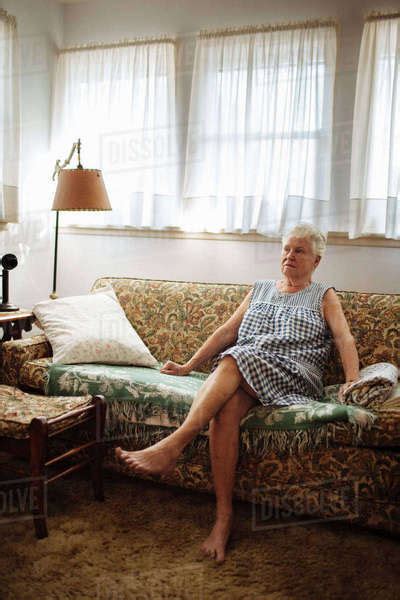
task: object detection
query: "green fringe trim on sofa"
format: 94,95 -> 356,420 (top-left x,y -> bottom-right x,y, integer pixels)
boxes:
105,398 -> 370,455
240,427 -> 331,456
103,418 -> 365,460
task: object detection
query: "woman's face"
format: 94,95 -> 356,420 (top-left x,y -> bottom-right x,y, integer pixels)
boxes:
280,236 -> 321,280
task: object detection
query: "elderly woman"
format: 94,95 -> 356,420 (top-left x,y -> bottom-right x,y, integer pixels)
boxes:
116,222 -> 360,563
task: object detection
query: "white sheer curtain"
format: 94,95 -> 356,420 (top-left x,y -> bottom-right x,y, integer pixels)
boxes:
51,39 -> 180,228
183,24 -> 337,234
0,10 -> 20,222
350,16 -> 400,239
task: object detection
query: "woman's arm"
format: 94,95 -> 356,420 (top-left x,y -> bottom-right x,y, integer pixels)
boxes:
322,288 -> 360,398
160,289 -> 253,375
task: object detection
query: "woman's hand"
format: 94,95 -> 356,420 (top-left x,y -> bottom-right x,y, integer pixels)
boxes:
160,361 -> 192,376
338,381 -> 356,402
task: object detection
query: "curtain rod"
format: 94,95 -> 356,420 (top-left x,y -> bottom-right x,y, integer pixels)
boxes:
199,18 -> 338,39
365,11 -> 400,22
0,9 -> 16,28
59,35 -> 176,54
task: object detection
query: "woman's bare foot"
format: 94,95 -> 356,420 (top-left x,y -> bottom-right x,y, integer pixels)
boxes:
200,512 -> 233,564
115,441 -> 180,476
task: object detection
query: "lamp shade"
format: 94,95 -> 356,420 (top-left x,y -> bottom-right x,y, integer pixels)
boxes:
52,168 -> 111,211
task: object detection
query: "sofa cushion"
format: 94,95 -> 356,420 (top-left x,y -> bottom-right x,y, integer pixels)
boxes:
0,385 -> 92,439
37,362 -> 400,454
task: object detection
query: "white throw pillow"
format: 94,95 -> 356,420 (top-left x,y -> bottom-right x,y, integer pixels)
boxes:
33,289 -> 158,367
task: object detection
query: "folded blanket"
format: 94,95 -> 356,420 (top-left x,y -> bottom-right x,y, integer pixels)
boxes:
341,362 -> 398,408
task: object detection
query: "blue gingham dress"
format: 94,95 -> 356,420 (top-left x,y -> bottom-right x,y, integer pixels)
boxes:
214,279 -> 335,407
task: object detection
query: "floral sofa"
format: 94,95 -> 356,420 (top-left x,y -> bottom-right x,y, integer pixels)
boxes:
1,278 -> 399,536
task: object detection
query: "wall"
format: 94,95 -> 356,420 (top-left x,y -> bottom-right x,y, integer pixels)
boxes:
60,231 -> 399,294
0,0 -> 63,308
1,0 -> 399,312
59,0 -> 399,295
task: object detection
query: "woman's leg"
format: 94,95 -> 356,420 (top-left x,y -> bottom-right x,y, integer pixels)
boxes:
201,386 -> 258,563
115,356 -> 246,476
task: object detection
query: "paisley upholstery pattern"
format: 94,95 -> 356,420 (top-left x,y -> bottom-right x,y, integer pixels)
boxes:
1,277 -> 398,536
1,335 -> 52,387
3,279 -> 399,386
324,291 -> 400,385
0,385 -> 92,439
92,278 -> 251,374
105,429 -> 400,536
19,358 -> 52,392
89,279 -> 399,385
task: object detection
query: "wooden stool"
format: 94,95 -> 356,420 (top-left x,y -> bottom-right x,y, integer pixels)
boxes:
0,385 -> 106,538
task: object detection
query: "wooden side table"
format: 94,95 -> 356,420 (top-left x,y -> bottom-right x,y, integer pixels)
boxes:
0,310 -> 34,342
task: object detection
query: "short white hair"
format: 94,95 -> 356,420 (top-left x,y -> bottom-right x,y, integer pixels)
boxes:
282,222 -> 327,258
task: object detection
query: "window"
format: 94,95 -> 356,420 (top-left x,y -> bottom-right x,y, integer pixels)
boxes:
183,24 -> 337,235
0,10 -> 19,223
51,40 -> 180,229
350,15 -> 400,239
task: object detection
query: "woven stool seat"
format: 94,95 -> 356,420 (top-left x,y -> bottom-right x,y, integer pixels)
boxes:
0,385 -> 92,439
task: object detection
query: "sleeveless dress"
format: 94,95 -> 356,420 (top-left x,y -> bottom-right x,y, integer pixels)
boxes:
213,279 -> 335,407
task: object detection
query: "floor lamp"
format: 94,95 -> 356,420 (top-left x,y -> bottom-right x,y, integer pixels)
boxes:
51,139 -> 111,299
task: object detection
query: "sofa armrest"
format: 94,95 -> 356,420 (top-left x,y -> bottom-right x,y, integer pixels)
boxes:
1,334 -> 52,387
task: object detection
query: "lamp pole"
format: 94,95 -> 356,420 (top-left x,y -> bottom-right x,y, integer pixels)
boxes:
50,210 -> 59,300
50,138 -> 81,300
